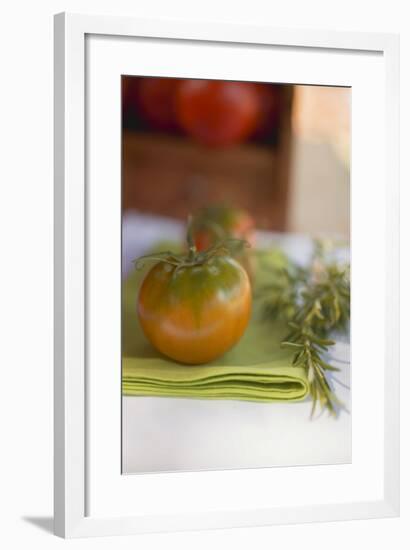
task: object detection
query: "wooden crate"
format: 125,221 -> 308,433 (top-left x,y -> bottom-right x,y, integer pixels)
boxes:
122,88 -> 293,231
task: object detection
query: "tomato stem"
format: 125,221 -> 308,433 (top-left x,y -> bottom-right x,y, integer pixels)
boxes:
133,216 -> 250,272
186,215 -> 198,261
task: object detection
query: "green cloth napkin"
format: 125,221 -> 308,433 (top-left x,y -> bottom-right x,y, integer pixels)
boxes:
122,246 -> 309,403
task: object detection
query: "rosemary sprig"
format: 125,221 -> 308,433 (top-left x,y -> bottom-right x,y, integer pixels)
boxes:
257,242 -> 350,417
255,256 -> 306,323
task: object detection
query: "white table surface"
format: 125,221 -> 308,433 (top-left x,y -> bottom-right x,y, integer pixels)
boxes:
122,212 -> 351,474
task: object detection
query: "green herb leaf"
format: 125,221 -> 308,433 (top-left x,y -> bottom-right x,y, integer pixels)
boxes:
256,240 -> 350,417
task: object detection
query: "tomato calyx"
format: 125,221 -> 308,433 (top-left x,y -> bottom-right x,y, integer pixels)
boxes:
133,216 -> 250,275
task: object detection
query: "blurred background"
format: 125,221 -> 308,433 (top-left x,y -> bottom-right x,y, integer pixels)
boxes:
122,76 -> 350,242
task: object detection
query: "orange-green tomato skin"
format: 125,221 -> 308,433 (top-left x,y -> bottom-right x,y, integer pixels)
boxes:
137,256 -> 251,364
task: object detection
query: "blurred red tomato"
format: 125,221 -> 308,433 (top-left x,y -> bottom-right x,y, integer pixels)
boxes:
192,205 -> 256,281
137,77 -> 180,131
176,80 -> 260,147
192,205 -> 255,251
252,84 -> 282,138
122,76 -> 140,118
122,77 -> 130,112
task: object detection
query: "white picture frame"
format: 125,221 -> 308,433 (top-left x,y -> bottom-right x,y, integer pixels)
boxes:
54,12 -> 400,538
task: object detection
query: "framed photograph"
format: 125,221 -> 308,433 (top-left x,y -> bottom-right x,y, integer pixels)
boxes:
54,12 -> 399,538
